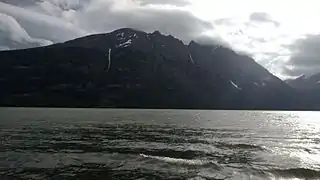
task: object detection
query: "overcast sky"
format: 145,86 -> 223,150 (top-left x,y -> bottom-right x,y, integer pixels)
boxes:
1,0 -> 320,79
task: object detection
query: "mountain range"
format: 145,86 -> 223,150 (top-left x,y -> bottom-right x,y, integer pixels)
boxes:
0,28 -> 317,109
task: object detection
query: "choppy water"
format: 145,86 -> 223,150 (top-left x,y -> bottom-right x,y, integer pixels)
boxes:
0,108 -> 319,180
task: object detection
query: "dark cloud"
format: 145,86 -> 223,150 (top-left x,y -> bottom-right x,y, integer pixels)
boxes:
0,0 -> 88,10
249,12 -> 280,27
0,0 -> 213,50
283,34 -> 320,76
0,0 -> 38,6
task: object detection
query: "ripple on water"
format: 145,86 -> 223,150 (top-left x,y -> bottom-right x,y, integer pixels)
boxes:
1,109 -> 320,180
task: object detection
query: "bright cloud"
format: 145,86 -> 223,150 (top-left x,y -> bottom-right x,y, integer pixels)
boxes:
1,0 -> 320,79
190,0 -> 320,78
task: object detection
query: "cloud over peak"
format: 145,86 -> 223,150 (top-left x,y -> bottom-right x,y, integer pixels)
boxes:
0,0 -> 211,45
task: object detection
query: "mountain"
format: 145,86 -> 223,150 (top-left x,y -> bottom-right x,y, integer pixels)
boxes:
286,74 -> 320,90
286,74 -> 320,109
0,28 -> 297,109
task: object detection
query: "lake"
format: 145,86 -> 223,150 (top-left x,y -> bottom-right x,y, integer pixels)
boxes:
0,108 -> 319,179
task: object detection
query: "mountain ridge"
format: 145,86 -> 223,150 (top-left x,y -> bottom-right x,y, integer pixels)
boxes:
0,28 -> 303,109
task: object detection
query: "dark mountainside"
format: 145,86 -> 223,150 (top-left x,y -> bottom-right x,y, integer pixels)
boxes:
0,28 -> 304,109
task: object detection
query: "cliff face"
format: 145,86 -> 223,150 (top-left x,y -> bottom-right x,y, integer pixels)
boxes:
0,28 -> 297,109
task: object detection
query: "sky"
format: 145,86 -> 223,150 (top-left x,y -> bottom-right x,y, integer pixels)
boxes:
0,0 -> 320,79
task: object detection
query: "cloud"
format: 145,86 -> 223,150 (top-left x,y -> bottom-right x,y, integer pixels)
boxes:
0,0 -> 212,50
138,0 -> 191,6
283,34 -> 320,76
0,12 -> 52,49
206,16 -> 300,79
249,12 -> 280,27
0,0 -> 38,7
0,2 -> 86,44
75,1 -> 212,42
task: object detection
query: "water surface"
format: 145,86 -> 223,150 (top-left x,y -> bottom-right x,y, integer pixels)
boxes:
0,108 -> 319,179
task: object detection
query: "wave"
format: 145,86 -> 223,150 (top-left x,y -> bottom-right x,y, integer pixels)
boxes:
215,142 -> 265,150
269,168 -> 320,179
140,154 -> 218,167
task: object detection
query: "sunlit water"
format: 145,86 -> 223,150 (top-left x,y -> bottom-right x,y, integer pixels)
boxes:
0,108 -> 319,180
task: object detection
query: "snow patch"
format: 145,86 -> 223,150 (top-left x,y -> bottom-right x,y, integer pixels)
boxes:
14,66 -> 30,69
117,32 -> 125,40
146,34 -> 151,40
263,76 -> 273,82
189,54 -> 195,64
297,74 -> 307,79
230,80 -> 242,90
117,39 -> 132,48
117,32 -> 124,37
212,46 -> 220,53
106,48 -> 112,72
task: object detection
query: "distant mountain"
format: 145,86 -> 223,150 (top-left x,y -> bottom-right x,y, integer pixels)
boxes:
0,28 -> 298,109
286,74 -> 320,90
286,73 -> 320,109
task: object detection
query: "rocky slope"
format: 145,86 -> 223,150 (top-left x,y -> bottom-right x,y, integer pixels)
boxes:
0,28 -> 297,109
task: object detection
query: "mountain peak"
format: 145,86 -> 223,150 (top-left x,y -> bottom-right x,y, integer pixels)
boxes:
188,40 -> 199,47
296,74 -> 307,80
152,30 -> 161,35
112,28 -> 143,34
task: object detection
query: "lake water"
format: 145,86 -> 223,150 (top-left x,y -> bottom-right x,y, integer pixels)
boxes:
0,108 -> 319,180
